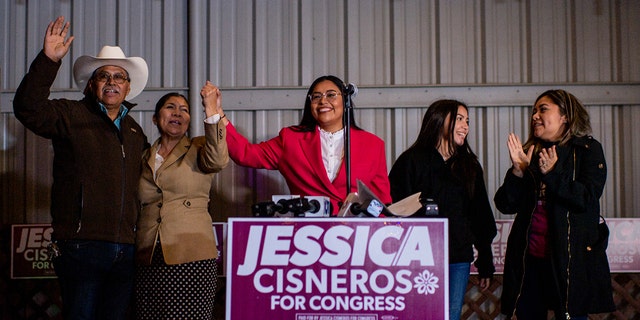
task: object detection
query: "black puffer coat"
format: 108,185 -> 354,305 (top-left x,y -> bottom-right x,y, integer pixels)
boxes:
494,136 -> 615,316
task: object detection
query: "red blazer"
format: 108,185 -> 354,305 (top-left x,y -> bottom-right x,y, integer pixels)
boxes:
226,122 -> 392,214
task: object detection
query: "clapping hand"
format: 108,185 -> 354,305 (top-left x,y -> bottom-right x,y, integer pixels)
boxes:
507,133 -> 533,178
538,145 -> 557,175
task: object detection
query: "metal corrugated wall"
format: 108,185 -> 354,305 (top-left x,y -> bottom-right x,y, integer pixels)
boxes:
1,0 -> 639,223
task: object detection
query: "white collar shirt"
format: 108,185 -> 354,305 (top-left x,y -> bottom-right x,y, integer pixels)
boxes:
319,127 -> 344,182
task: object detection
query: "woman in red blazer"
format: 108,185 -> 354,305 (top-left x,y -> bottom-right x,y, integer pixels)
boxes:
220,75 -> 391,214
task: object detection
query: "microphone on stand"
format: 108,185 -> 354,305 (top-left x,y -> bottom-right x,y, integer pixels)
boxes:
345,83 -> 358,98
252,197 -> 328,217
344,82 -> 358,196
281,198 -> 320,216
350,199 -> 387,217
252,201 -> 284,217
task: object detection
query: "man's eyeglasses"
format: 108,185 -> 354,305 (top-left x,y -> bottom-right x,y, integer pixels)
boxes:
309,90 -> 341,103
93,72 -> 130,84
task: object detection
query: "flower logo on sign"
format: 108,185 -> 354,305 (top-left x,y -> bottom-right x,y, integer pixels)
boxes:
413,269 -> 439,295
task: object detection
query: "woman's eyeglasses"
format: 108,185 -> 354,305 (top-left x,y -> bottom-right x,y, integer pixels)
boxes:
309,90 -> 341,103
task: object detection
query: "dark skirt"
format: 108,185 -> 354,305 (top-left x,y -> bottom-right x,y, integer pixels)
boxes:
135,243 -> 218,319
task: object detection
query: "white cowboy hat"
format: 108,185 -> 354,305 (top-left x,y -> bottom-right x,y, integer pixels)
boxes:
73,46 -> 148,100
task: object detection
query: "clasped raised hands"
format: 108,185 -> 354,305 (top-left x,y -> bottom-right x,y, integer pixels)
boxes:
44,16 -> 74,63
200,81 -> 223,118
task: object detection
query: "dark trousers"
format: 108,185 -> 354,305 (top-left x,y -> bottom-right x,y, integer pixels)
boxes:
53,240 -> 135,320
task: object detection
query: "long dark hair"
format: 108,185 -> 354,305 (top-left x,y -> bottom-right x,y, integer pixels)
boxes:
523,89 -> 592,153
409,99 -> 480,196
296,75 -> 361,132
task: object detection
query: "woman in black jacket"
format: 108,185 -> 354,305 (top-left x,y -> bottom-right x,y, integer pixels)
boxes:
389,99 -> 497,320
494,89 -> 615,319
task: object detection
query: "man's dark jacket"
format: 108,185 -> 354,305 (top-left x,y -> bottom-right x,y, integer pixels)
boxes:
13,51 -> 148,244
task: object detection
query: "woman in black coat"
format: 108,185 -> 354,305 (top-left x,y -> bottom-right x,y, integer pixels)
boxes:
494,89 -> 615,319
389,100 -> 497,320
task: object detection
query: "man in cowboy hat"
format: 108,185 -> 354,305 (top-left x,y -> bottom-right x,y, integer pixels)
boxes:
13,16 -> 148,320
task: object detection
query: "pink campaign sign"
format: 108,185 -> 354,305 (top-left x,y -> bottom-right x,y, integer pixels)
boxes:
605,218 -> 640,272
11,224 -> 56,279
11,223 -> 228,279
226,218 -> 449,320
471,218 -> 640,274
